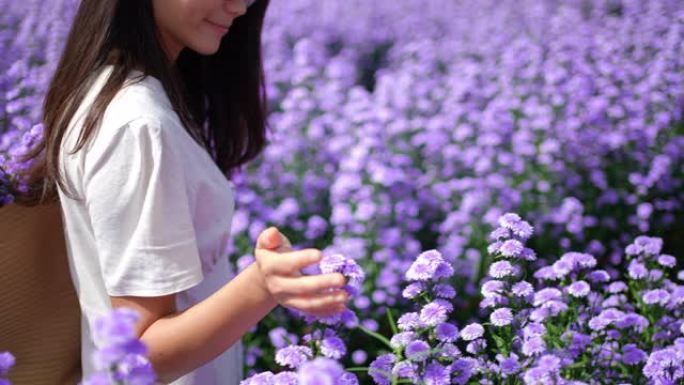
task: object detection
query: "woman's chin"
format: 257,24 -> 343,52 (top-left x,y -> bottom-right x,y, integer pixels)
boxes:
189,41 -> 221,56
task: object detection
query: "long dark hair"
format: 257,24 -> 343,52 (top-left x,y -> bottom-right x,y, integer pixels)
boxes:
19,0 -> 270,204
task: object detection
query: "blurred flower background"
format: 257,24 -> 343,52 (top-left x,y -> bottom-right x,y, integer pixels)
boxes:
1,0 -> 683,383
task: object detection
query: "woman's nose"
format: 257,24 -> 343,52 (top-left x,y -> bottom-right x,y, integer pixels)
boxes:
224,0 -> 248,17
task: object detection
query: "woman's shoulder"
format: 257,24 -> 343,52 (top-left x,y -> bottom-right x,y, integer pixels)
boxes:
102,67 -> 177,130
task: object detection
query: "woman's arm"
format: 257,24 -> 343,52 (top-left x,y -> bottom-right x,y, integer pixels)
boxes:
112,262 -> 273,383
111,228 -> 347,383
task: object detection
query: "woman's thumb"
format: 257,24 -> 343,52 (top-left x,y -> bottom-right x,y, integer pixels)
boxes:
256,227 -> 281,250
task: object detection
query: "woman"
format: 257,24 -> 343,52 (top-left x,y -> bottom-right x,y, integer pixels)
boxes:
20,0 -> 349,384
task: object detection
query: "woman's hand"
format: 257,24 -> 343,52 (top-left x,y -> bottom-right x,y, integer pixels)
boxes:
254,227 -> 349,317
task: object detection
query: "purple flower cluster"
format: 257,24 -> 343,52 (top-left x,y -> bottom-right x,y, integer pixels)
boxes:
81,308 -> 156,385
366,249 -> 469,385
241,254 -> 362,384
357,213 -> 684,384
1,0 -> 76,203
222,3 -> 684,369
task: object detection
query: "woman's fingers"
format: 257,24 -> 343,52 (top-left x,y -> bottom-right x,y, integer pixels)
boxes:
257,248 -> 323,275
269,273 -> 347,297
282,290 -> 349,316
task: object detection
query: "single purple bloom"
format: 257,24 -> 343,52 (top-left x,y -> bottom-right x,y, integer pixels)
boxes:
369,354 -> 395,385
499,239 -> 524,258
435,323 -> 459,343
419,301 -> 449,326
567,280 -> 590,298
490,307 -> 514,326
460,323 -> 484,341
405,340 -> 431,362
297,357 -> 344,385
423,362 -> 450,385
533,288 -> 562,306
489,261 -> 515,279
275,345 -> 313,369
622,344 -> 647,365
511,281 -> 534,297
320,336 -> 346,360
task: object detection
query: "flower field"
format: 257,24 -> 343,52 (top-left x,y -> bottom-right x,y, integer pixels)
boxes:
1,0 -> 684,384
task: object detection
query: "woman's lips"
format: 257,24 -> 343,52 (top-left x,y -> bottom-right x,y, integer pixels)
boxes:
206,20 -> 230,36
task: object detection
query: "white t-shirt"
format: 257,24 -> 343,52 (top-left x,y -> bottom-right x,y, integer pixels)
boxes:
57,65 -> 243,385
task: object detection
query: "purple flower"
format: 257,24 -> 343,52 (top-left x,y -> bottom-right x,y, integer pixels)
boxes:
450,358 -> 475,384
523,355 -> 562,384
490,227 -> 511,240
588,316 -> 611,332
621,344 -> 647,365
369,354 -> 395,385
269,327 -> 298,349
498,213 -> 522,228
588,270 -> 611,283
533,266 -> 558,281
92,308 -> 139,348
297,357 -> 345,385
402,282 -> 425,299
84,308 -> 155,385
497,354 -> 520,376
498,213 -> 534,240
489,261 -> 515,279
423,362 -> 450,385
390,332 -> 416,349
466,339 -> 487,354
657,254 -> 676,268
607,281 -> 628,293
319,254 -> 365,293
433,283 -> 456,299
460,323 -> 484,341
533,288 -> 562,306
643,289 -> 670,306
273,371 -> 298,385
482,280 -> 506,298
490,307 -> 514,326
499,239 -> 524,258
397,312 -> 422,331
320,336 -> 346,360
632,236 -> 664,256
0,352 -> 15,376
275,346 -> 313,369
405,340 -> 431,362
406,250 -> 446,281
643,347 -> 684,383
391,361 -> 418,381
628,261 -> 649,280
435,323 -> 459,343
522,336 -> 546,356
551,259 -> 573,278
511,281 -> 534,297
419,301 -> 449,326
566,280 -> 590,298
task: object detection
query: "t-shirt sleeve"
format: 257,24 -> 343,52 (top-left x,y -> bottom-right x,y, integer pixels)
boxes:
82,115 -> 203,297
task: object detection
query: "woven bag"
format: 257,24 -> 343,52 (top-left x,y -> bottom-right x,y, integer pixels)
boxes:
0,202 -> 81,384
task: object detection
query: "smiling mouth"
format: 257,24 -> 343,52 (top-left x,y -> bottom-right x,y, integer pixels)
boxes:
206,20 -> 230,35
207,20 -> 230,31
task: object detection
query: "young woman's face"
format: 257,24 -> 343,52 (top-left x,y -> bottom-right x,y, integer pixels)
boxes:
152,0 -> 251,61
